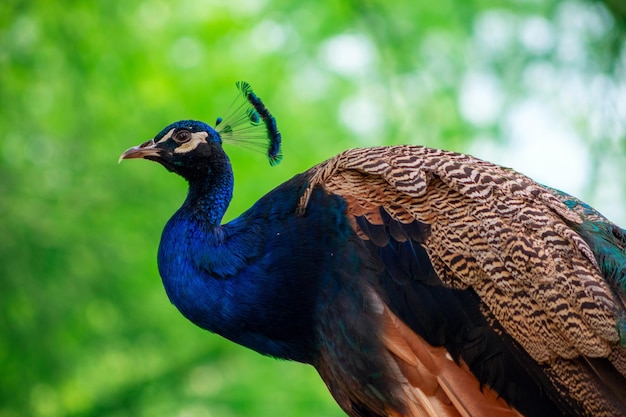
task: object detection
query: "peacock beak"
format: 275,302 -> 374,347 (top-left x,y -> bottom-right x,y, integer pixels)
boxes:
118,139 -> 161,163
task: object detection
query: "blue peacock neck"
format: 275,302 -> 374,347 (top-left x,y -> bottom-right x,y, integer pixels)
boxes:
159,152 -> 323,364
181,150 -> 234,226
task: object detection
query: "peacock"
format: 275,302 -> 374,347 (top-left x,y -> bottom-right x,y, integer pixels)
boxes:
120,82 -> 626,417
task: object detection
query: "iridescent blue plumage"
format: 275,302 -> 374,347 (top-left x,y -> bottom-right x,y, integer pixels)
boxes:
158,174 -> 341,362
120,83 -> 626,417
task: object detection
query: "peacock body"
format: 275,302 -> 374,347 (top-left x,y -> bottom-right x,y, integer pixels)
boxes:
121,83 -> 626,417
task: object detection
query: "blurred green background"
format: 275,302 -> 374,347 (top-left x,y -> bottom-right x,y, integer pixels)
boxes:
1,1 -> 624,417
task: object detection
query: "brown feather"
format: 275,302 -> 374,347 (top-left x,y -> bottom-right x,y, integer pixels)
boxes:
379,300 -> 523,417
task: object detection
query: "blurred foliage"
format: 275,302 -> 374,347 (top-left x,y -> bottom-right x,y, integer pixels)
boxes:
0,1 -> 624,417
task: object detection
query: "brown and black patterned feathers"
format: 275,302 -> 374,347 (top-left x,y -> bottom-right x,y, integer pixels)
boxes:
301,145 -> 626,416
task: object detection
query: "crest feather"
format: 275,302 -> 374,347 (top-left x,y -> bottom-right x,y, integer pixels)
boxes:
215,82 -> 282,166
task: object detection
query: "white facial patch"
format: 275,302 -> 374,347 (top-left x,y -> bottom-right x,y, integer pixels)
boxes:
156,129 -> 175,144
174,131 -> 209,154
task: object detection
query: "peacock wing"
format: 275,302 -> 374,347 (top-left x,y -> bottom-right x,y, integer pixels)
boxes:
300,145 -> 626,416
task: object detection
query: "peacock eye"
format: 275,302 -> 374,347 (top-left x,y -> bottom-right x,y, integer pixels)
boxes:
173,130 -> 192,143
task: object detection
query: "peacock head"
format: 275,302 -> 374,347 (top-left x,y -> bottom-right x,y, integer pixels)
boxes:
119,119 -> 226,179
120,82 -> 282,179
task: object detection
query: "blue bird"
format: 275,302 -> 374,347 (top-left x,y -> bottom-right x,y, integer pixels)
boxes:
121,83 -> 626,417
